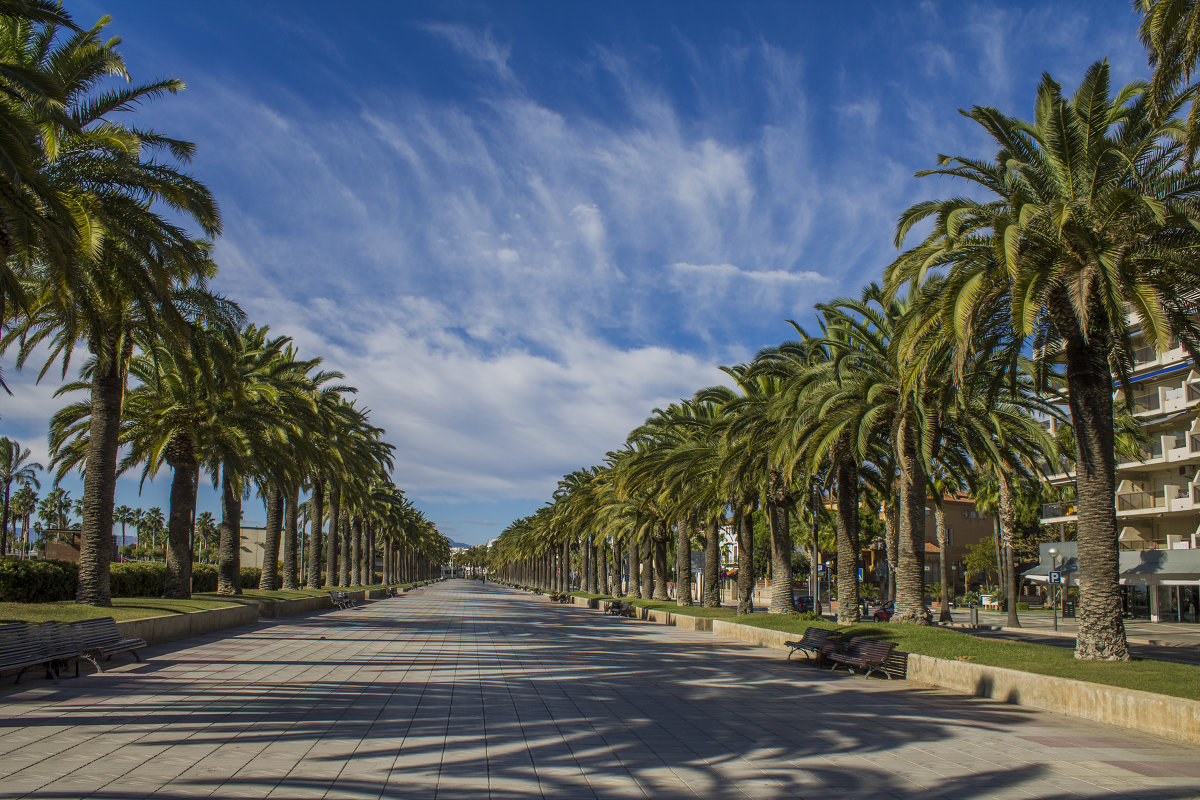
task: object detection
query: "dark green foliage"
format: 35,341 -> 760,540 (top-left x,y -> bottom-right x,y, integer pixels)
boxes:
110,562 -> 169,597
0,558 -> 79,602
192,564 -> 218,592
240,567 -> 261,588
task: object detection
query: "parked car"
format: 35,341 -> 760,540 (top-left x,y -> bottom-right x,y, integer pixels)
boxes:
793,594 -> 821,614
872,601 -> 895,622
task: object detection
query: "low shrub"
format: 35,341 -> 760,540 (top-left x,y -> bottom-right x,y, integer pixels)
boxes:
110,562 -> 167,596
1016,601 -> 1030,611
0,558 -> 78,602
240,566 -> 261,588
192,564 -> 218,593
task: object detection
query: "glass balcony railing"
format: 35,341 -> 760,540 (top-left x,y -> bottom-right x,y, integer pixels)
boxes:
1117,491 -> 1164,511
1041,502 -> 1076,518
1188,383 -> 1200,403
1132,345 -> 1158,365
1133,393 -> 1160,412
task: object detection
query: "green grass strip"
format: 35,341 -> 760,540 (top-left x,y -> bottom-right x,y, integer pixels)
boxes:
597,598 -> 1200,702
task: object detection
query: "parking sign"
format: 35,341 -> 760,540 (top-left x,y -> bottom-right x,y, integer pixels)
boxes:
1048,571 -> 1061,585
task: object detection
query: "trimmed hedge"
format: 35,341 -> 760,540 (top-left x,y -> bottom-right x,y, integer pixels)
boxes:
0,558 -> 79,602
0,558 -> 242,602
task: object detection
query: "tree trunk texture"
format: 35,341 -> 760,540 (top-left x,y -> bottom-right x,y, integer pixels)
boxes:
164,433 -> 197,599
835,455 -> 861,625
340,512 -> 351,586
306,478 -> 324,589
767,472 -> 797,614
894,420 -> 931,624
628,537 -> 639,597
282,485 -> 300,590
884,500 -> 899,602
934,496 -> 952,623
258,489 -> 283,591
736,507 -> 754,615
351,515 -> 363,586
598,536 -> 610,595
676,515 -> 693,606
217,461 -> 242,595
325,483 -> 340,588
652,521 -> 670,600
998,471 -> 1021,629
1052,298 -> 1128,660
76,341 -> 128,606
639,535 -> 653,599
702,515 -> 721,608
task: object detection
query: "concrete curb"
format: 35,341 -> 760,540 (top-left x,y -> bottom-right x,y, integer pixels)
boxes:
116,603 -> 259,645
573,598 -> 1200,747
113,588 -> 407,646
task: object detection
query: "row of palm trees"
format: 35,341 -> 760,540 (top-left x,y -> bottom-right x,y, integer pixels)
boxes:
494,10 -> 1200,660
0,3 -> 448,601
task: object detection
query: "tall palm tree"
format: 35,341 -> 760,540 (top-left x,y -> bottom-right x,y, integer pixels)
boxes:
10,481 -> 35,556
0,435 -> 41,554
6,16 -> 220,605
888,62 -> 1200,657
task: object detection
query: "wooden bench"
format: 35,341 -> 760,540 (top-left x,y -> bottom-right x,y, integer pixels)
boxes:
548,593 -> 572,603
606,600 -> 636,618
329,591 -> 357,609
784,627 -> 841,663
826,637 -> 897,679
1,622 -> 83,684
70,617 -> 147,673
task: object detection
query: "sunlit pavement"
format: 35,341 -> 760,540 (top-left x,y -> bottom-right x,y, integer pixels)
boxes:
1,581 -> 1198,799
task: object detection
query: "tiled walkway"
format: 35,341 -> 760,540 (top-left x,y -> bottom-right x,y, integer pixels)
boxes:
1,581 -> 1198,799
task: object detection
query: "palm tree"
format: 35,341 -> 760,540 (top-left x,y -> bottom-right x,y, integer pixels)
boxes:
195,511 -> 217,564
0,436 -> 41,554
888,62 -> 1200,658
113,505 -> 133,549
11,482 -> 36,557
1137,0 -> 1200,163
5,16 -> 221,605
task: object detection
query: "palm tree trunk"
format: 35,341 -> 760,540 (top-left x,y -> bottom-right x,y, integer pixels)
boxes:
884,500 -> 899,602
894,420 -> 931,624
340,512 -> 351,586
2,483 -> 10,556
628,537 -> 639,597
351,515 -> 363,586
164,434 -> 197,599
282,485 -> 300,590
652,522 -> 670,600
999,471 -> 1021,628
702,515 -> 721,608
767,471 -> 796,614
736,506 -> 754,614
1055,304 -> 1128,660
676,515 -> 693,606
598,536 -> 610,595
306,478 -> 324,588
639,535 -> 653,598
325,483 -> 340,588
76,340 -> 129,606
835,455 -> 861,625
217,461 -> 242,595
934,496 -> 952,623
259,488 -> 283,590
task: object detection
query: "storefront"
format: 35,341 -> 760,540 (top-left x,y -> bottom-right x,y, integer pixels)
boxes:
1024,542 -> 1200,623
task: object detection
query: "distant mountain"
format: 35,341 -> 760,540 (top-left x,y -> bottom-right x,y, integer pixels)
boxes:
448,539 -> 476,550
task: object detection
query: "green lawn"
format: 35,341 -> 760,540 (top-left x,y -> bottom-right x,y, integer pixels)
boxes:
0,583 -> 414,624
0,596 -> 242,623
596,598 -> 1200,702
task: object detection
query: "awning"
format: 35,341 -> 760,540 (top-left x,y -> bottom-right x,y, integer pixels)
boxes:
1023,542 -> 1200,583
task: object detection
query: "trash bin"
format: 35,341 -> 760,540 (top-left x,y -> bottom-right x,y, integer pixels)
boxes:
1062,600 -> 1076,618
969,604 -> 979,628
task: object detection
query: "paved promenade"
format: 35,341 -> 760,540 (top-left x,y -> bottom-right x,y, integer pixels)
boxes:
1,581 -> 1198,799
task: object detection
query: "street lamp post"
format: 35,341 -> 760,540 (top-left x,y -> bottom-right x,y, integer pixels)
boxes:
1049,547 -> 1059,632
812,479 -> 822,611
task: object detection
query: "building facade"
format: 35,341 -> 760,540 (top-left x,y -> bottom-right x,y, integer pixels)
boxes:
1038,330 -> 1200,620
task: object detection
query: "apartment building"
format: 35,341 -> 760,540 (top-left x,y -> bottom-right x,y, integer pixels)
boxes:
1038,331 -> 1200,620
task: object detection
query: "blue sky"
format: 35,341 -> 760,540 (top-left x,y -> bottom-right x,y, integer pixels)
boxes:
2,1 -> 1147,545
